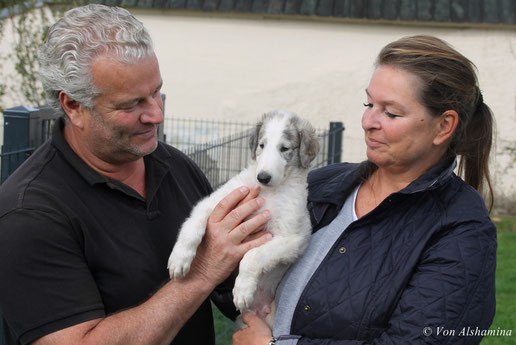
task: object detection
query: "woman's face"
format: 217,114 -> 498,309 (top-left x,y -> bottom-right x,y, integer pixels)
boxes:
362,65 -> 444,173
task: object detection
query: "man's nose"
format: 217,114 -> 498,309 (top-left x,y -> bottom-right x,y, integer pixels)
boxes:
141,96 -> 164,125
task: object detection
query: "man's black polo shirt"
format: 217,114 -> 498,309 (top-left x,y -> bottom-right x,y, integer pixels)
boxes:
0,118 -> 217,345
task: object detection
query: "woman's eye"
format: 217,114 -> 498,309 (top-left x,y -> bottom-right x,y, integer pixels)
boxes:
386,112 -> 400,119
280,146 -> 289,152
363,103 -> 373,108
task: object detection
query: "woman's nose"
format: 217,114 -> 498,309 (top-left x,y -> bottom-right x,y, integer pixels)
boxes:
362,107 -> 380,132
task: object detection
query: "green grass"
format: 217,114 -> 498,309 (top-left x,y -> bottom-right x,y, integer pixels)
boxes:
213,304 -> 235,345
213,216 -> 516,345
481,216 -> 516,344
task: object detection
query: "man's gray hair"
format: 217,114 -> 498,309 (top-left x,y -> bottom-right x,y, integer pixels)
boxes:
38,4 -> 154,116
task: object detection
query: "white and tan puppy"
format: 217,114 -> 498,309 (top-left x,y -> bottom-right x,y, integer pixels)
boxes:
167,110 -> 319,326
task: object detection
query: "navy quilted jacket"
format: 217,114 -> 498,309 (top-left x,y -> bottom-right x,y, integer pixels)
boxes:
290,159 -> 496,345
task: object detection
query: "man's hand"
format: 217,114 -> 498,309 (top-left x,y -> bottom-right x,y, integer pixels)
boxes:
188,186 -> 272,286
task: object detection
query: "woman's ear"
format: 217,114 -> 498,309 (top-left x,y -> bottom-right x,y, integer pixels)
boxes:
433,110 -> 459,146
59,91 -> 85,129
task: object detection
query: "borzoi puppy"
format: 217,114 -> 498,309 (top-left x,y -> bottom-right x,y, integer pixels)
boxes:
167,110 -> 319,326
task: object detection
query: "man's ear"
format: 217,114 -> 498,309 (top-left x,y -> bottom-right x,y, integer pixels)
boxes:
433,110 -> 459,146
59,91 -> 86,129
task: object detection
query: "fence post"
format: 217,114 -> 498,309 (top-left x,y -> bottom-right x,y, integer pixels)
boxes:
1,106 -> 35,184
158,93 -> 166,142
327,121 -> 344,165
1,106 -> 58,184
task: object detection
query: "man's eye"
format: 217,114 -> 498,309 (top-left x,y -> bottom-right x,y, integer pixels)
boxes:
117,101 -> 139,110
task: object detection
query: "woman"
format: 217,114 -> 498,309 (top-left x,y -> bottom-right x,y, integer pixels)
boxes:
233,35 -> 497,345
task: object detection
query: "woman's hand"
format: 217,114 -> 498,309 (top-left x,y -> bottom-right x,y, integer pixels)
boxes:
233,312 -> 272,345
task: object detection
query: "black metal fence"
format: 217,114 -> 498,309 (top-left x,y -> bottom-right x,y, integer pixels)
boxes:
0,106 -> 57,184
1,107 -> 345,186
165,118 -> 344,189
0,106 -> 166,184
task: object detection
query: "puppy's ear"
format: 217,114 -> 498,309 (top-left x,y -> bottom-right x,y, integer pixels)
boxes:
298,121 -> 319,169
249,116 -> 264,160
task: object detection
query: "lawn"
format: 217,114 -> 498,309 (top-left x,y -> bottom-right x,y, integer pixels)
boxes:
214,304 -> 235,345
214,216 -> 516,345
481,216 -> 516,345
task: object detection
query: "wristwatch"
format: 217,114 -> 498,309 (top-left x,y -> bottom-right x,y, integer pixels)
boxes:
268,337 -> 278,345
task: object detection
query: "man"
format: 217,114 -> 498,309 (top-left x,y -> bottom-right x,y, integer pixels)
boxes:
0,4 -> 270,345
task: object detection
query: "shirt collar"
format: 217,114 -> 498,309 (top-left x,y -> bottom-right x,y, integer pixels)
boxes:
51,117 -> 108,185
51,117 -> 171,200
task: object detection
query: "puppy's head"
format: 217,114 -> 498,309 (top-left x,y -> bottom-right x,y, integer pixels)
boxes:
249,110 -> 319,187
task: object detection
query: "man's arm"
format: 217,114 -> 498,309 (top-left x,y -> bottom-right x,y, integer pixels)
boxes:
32,186 -> 271,345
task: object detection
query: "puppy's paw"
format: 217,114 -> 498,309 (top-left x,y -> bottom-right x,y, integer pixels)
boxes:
233,276 -> 257,311
167,246 -> 196,279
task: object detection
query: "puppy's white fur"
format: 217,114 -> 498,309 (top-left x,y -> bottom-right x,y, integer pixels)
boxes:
167,110 -> 319,327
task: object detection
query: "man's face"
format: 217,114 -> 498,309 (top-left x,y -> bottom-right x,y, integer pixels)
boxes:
81,53 -> 163,164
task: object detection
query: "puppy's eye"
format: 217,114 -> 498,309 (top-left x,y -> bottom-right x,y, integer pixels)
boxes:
259,143 -> 264,149
280,146 -> 289,152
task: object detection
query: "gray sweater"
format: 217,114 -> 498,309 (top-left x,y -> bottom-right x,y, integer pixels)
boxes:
273,186 -> 359,343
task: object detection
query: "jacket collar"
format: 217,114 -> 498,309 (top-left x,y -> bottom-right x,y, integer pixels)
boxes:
307,158 -> 457,230
399,157 -> 457,194
307,161 -> 371,206
309,158 -> 456,203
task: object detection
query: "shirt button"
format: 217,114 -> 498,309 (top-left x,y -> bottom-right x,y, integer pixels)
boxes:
339,247 -> 347,254
303,305 -> 311,312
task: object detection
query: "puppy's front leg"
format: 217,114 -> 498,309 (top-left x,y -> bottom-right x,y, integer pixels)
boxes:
167,198 -> 216,279
233,234 -> 308,311
167,181 -> 248,280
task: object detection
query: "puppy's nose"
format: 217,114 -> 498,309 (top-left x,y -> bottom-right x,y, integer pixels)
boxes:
257,172 -> 272,185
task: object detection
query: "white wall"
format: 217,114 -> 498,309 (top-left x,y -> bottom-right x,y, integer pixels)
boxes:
1,9 -> 515,211
133,10 -> 516,210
